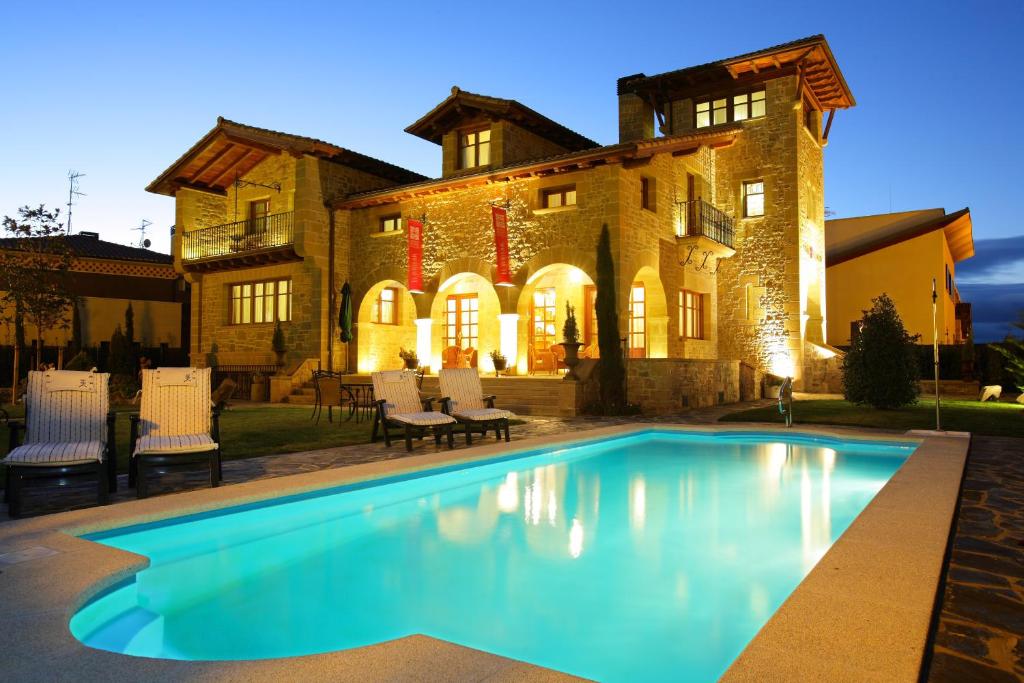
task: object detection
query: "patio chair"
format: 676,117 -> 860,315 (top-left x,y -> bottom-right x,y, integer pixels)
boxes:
129,367 -> 221,498
3,370 -> 116,518
311,370 -> 353,424
439,368 -> 513,444
371,370 -> 455,452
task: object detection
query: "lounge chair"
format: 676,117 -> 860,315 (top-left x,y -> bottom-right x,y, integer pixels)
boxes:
439,368 -> 513,444
371,370 -> 455,451
129,367 -> 221,498
3,370 -> 116,518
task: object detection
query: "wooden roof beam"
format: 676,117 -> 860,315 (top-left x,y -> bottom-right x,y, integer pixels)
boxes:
206,148 -> 258,188
187,142 -> 236,183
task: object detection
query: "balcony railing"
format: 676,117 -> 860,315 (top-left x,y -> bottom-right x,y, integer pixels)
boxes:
676,199 -> 734,249
181,211 -> 294,262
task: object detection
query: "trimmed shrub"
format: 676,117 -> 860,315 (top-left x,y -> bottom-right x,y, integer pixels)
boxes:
843,293 -> 920,409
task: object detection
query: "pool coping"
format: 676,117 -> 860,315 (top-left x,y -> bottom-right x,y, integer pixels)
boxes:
0,423 -> 968,682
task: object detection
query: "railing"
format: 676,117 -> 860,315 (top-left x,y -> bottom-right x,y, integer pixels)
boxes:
676,199 -> 734,249
181,211 -> 294,261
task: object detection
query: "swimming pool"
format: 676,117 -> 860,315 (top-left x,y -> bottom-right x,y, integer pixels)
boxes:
70,430 -> 913,681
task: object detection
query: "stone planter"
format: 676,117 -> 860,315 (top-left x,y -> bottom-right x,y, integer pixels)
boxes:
492,358 -> 507,377
250,376 -> 268,402
562,342 -> 583,381
274,350 -> 286,375
403,357 -> 419,370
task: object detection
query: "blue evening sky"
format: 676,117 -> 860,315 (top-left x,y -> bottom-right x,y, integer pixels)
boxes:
1,1 -> 1021,338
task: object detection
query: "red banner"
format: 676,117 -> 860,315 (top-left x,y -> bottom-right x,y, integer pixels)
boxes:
491,206 -> 513,286
407,218 -> 424,293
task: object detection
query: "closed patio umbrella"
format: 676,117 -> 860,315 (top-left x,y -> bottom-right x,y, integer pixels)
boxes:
339,282 -> 353,344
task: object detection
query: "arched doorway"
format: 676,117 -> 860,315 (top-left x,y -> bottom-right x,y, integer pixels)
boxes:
430,272 -> 502,373
356,280 -> 417,373
627,267 -> 668,359
516,264 -> 596,374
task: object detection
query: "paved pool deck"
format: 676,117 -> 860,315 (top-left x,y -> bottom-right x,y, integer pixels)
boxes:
0,409 -> 971,682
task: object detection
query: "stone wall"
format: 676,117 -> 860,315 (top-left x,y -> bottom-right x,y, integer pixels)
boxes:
712,76 -> 806,380
494,120 -> 570,167
626,358 -> 741,413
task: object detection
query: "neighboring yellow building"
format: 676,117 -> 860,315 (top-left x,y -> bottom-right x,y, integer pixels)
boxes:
825,208 -> 974,346
0,231 -> 189,368
150,35 -> 858,409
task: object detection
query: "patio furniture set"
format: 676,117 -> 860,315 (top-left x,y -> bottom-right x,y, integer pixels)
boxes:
2,367 -> 515,517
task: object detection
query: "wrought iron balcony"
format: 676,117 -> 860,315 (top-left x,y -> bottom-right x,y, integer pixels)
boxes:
181,211 -> 295,265
676,199 -> 734,249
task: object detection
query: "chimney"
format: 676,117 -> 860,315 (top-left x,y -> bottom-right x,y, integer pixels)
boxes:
617,74 -> 655,143
78,231 -> 100,240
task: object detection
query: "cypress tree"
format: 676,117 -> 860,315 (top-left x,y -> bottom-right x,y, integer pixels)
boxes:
595,224 -> 625,412
125,302 -> 135,348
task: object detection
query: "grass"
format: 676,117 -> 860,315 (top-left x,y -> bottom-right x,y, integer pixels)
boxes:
720,397 -> 1024,438
0,404 -> 374,479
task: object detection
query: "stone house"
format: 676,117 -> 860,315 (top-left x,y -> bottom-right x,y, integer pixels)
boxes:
150,35 -> 855,410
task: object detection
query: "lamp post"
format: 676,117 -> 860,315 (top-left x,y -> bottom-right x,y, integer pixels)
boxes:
931,278 -> 941,431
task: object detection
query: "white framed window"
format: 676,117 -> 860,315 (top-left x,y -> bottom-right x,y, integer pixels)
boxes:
743,180 -> 765,218
230,279 -> 291,325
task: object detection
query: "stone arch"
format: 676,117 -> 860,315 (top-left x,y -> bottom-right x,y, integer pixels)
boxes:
429,271 -> 503,373
626,264 -> 669,359
513,246 -> 597,291
516,263 -> 596,374
355,279 -> 417,373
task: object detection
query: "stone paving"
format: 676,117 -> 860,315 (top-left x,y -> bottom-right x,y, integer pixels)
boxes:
927,435 -> 1024,682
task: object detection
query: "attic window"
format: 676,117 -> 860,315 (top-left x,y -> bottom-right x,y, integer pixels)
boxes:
696,89 -> 765,128
458,128 -> 491,169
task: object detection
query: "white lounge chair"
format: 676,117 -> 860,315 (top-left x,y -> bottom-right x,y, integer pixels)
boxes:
129,367 -> 221,498
439,368 -> 514,444
371,370 -> 455,451
3,370 -> 115,518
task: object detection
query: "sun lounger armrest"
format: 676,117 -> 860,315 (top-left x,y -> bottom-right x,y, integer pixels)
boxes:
375,398 -> 389,419
482,395 -> 496,408
439,397 -> 452,415
420,396 -> 436,411
128,413 -> 140,450
7,420 -> 24,452
106,411 -> 117,467
211,406 -> 222,445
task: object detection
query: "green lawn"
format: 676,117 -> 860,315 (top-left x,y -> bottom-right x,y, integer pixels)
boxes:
720,398 -> 1024,438
1,405 -> 374,477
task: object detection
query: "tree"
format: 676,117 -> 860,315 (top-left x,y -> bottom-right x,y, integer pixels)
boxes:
842,293 -> 921,409
0,205 -> 75,369
994,313 -> 1024,392
125,301 -> 135,348
595,224 -> 626,412
70,297 -> 83,357
107,325 -> 133,377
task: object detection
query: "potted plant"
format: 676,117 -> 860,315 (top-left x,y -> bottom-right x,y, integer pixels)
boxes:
272,322 -> 286,370
489,349 -> 507,377
399,347 -> 419,370
561,302 -> 583,381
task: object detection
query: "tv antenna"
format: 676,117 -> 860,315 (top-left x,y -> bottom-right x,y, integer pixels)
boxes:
134,219 -> 153,248
66,170 -> 86,234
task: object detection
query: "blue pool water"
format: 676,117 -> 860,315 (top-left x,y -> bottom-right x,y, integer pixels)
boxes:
71,430 -> 912,681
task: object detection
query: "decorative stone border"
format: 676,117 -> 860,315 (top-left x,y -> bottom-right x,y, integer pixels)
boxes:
0,424 -> 967,681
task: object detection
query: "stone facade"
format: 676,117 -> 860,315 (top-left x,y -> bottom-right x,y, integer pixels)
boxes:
157,36 -> 856,405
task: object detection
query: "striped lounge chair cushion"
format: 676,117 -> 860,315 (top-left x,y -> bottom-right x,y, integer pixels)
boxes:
135,434 -> 217,456
440,368 -> 514,422
387,411 -> 455,427
25,370 -> 110,445
137,368 -> 212,451
452,407 -> 513,422
4,440 -> 104,466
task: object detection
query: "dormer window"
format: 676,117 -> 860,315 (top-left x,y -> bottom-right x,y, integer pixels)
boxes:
695,89 -> 766,128
379,214 -> 402,233
541,185 -> 576,209
458,128 -> 491,169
